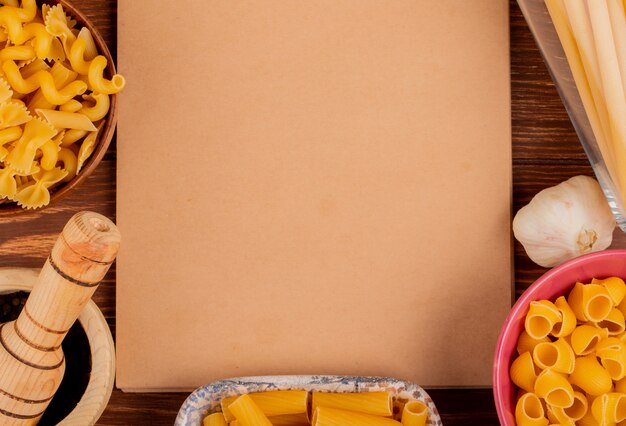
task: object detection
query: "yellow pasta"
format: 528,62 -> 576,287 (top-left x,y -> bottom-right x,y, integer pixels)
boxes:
525,300 -> 562,340
598,308 -> 626,335
533,338 -> 575,374
517,330 -> 551,355
3,60 -> 87,103
597,338 -> 626,381
311,391 -> 393,417
0,45 -> 34,61
0,125 -> 21,160
568,282 -> 613,322
60,128 -> 87,147
88,56 -> 125,94
5,117 -> 56,173
569,354 -> 614,396
221,391 -> 309,422
515,392 -> 549,426
551,296 -> 577,338
594,277 -> 626,306
35,108 -> 97,131
59,99 -> 82,113
570,324 -> 608,355
591,392 -> 626,425
534,369 -> 574,408
80,92 -> 109,122
230,413 -> 310,426
0,101 -> 30,129
68,37 -> 92,75
312,406 -> 401,426
76,27 -> 97,61
0,77 -> 12,102
56,146 -> 76,182
511,351 -> 538,393
0,0 -> 126,209
202,413 -> 227,426
616,377 -> 626,393
27,61 -> 78,111
19,58 -> 50,79
400,401 -> 427,426
14,167 -> 66,209
38,138 -> 59,171
547,390 -> 588,423
227,394 -> 273,426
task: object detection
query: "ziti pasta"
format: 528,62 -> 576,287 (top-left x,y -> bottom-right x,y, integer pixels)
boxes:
203,390 -> 431,426
511,277 -> 626,425
0,0 -> 125,209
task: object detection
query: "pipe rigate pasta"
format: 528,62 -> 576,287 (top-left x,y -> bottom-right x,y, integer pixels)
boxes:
596,338 -> 626,381
570,324 -> 608,355
568,282 -> 613,322
591,392 -> 626,425
525,301 -> 562,340
597,308 -> 626,335
534,369 -> 574,408
517,330 -> 551,355
532,338 -> 575,374
594,277 -> 626,306
569,354 -> 613,396
0,1 -> 125,209
546,391 -> 588,423
510,351 -> 538,393
515,392 -> 548,426
551,296 -> 577,338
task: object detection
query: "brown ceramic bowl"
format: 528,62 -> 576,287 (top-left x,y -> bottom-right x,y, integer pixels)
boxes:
0,0 -> 118,216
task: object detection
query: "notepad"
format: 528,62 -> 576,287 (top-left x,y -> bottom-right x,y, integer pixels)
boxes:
116,0 -> 511,391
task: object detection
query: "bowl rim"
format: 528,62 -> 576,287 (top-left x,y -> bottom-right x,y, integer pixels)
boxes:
0,267 -> 115,426
175,374 -> 443,426
492,249 -> 626,425
0,0 -> 119,216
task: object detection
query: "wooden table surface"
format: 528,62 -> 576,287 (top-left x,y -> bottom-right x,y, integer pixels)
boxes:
1,1 -> 624,425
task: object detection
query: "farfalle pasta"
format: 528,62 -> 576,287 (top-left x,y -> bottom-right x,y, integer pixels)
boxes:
0,0 -> 125,209
511,277 -> 626,425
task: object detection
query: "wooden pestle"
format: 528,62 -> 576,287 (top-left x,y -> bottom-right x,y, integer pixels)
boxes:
0,211 -> 120,425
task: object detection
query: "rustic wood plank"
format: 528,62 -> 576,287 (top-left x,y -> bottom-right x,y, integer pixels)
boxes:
0,0 -> 622,424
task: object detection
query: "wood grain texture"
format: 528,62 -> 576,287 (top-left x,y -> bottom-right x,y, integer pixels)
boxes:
0,0 -> 622,424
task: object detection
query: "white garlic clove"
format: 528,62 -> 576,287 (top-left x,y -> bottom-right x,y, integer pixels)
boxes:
513,175 -> 616,268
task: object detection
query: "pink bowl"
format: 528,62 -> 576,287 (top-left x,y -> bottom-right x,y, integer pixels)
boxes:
493,249 -> 626,425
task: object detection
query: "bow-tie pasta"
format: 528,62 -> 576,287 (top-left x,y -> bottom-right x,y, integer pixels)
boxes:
0,0 -> 125,209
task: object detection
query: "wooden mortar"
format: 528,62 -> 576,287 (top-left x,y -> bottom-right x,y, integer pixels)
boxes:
0,211 -> 120,425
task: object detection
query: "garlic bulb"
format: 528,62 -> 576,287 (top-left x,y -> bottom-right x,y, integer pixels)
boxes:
513,175 -> 616,268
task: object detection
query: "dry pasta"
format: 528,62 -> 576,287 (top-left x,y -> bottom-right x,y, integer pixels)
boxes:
512,277 -> 626,425
228,394 -> 273,426
312,406 -> 401,426
532,338 -> 575,374
401,401 -> 428,426
525,300 -> 561,340
510,351 -> 538,393
221,391 -> 308,422
202,413 -> 227,426
204,390 -> 430,426
311,391 -> 393,417
515,392 -> 548,426
0,1 -> 125,209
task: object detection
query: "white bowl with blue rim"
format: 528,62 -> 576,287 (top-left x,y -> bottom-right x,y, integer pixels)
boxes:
175,375 -> 442,426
